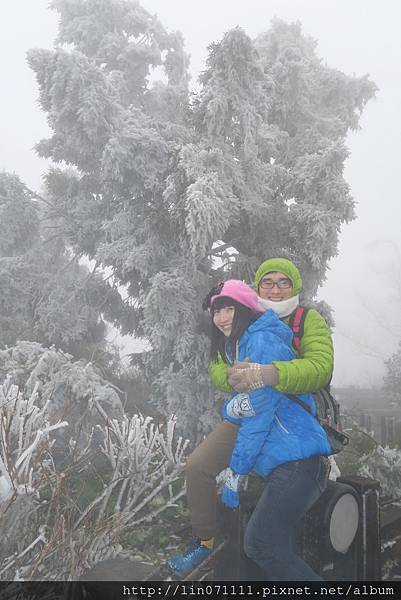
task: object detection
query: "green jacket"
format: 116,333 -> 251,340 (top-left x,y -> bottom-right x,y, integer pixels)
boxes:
209,308 -> 333,395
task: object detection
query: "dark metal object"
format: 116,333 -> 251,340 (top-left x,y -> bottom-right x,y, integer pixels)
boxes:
338,476 -> 381,581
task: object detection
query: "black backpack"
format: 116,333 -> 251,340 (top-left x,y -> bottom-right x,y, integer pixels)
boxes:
286,306 -> 349,454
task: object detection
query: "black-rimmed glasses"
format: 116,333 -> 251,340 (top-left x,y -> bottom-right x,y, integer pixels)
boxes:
259,278 -> 292,290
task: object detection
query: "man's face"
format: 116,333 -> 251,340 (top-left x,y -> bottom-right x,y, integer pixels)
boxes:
258,271 -> 293,301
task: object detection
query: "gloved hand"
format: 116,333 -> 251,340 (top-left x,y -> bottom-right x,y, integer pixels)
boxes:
221,469 -> 241,509
225,393 -> 255,419
227,361 -> 278,392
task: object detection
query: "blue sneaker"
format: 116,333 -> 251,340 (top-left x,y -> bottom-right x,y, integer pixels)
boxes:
166,537 -> 211,577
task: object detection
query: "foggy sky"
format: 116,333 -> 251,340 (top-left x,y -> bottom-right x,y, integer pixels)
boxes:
1,0 -> 400,389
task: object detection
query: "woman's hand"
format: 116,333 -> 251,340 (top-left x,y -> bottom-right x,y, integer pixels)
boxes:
221,469 -> 241,509
228,361 -> 279,392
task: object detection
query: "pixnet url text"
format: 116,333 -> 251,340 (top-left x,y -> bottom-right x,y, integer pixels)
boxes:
122,583 -> 395,598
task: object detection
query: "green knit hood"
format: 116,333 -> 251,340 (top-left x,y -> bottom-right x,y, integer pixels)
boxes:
254,258 -> 303,296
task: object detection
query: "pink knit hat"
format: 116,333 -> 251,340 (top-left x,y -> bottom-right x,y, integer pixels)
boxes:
210,280 -> 263,313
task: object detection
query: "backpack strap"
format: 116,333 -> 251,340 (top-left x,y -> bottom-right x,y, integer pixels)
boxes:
288,306 -> 308,351
285,393 -> 314,416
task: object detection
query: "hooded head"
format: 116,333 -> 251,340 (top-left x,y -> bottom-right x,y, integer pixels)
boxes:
209,279 -> 263,313
203,280 -> 263,362
254,258 -> 302,297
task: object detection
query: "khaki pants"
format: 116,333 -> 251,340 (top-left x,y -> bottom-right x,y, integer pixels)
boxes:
186,420 -> 238,540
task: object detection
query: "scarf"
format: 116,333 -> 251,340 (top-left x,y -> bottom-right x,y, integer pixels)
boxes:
258,294 -> 300,318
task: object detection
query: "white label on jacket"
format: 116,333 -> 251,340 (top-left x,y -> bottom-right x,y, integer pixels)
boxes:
227,393 -> 256,418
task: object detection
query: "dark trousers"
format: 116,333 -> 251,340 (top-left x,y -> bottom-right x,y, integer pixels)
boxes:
244,455 -> 328,581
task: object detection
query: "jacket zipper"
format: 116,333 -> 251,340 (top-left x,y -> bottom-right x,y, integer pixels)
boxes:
275,415 -> 289,434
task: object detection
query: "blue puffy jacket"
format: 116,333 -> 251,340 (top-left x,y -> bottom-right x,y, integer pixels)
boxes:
222,309 -> 331,477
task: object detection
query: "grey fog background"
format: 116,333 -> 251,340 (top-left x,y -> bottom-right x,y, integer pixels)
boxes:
1,0 -> 400,388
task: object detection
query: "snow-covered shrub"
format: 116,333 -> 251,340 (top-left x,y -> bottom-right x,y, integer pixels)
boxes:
336,425 -> 378,476
337,422 -> 401,499
0,371 -> 188,580
0,341 -> 122,410
357,446 -> 401,499
0,342 -> 123,442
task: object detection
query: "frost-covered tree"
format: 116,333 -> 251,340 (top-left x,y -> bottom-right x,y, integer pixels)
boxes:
0,171 -> 127,372
28,1 -> 376,435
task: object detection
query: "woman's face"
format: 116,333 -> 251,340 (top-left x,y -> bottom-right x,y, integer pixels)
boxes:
258,271 -> 293,301
213,305 -> 235,336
